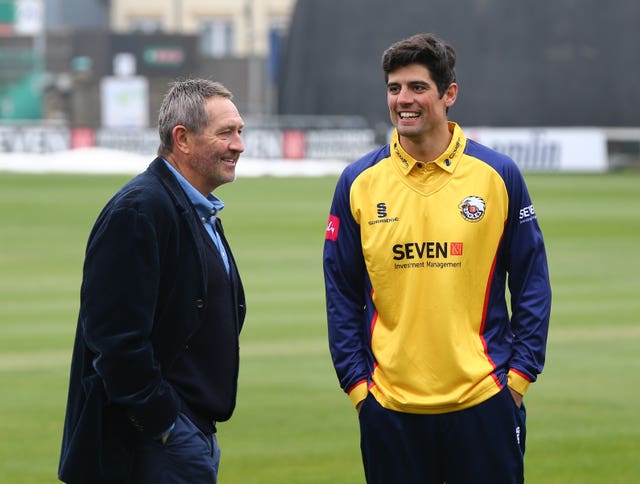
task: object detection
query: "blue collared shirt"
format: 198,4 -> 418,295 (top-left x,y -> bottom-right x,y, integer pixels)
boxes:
162,159 -> 230,275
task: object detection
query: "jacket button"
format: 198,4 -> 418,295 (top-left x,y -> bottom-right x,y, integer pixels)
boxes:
195,299 -> 205,309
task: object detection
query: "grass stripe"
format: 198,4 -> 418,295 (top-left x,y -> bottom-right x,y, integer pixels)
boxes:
3,325 -> 639,372
0,339 -> 328,372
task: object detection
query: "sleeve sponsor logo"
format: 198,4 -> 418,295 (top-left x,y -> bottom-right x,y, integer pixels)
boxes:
519,204 -> 537,223
459,195 -> 486,222
326,214 -> 340,241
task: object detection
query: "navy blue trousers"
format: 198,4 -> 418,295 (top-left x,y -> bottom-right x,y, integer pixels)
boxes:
131,412 -> 221,484
359,386 -> 526,484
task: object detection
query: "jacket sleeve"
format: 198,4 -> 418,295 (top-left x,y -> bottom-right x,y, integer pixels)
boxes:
80,204 -> 180,438
323,172 -> 371,406
503,165 -> 552,396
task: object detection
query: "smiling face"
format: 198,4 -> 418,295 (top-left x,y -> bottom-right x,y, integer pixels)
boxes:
387,63 -> 457,142
186,96 -> 245,193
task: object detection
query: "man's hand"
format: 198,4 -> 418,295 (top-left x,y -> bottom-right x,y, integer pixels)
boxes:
157,421 -> 175,445
509,387 -> 523,408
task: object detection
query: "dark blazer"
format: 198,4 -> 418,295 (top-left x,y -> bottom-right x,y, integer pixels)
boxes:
58,158 -> 246,483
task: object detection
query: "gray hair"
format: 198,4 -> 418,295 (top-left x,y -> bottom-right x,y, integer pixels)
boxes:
157,79 -> 233,156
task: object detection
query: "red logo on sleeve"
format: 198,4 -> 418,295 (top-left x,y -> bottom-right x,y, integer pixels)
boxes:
326,215 -> 340,241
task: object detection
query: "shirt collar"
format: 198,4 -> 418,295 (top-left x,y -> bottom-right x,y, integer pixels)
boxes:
390,122 -> 466,176
162,159 -> 224,219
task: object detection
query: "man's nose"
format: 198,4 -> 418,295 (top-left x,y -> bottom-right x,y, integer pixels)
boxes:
230,133 -> 244,153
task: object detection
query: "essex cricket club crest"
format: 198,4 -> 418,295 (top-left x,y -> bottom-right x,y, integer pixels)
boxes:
459,196 -> 486,222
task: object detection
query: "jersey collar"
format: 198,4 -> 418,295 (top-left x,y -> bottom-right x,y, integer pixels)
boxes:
390,122 -> 466,176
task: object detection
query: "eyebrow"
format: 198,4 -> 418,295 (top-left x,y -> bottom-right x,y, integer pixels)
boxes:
387,80 -> 431,88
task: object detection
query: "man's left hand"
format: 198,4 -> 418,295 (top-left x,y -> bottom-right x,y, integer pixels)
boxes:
509,387 -> 523,408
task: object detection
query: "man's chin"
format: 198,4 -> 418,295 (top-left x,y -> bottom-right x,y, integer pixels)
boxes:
396,126 -> 423,138
224,171 -> 237,184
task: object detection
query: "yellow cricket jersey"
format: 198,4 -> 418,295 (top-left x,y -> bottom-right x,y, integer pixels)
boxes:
323,123 -> 551,414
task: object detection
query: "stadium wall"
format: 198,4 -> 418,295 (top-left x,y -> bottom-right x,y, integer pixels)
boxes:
278,0 -> 640,129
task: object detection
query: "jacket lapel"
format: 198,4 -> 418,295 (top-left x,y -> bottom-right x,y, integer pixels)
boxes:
148,158 -> 209,296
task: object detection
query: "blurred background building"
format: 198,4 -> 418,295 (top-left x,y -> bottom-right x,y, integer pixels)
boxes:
0,0 -> 638,169
0,0 -> 292,124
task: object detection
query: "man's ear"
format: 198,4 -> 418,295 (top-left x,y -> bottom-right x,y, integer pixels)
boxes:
172,125 -> 191,155
444,82 -> 458,109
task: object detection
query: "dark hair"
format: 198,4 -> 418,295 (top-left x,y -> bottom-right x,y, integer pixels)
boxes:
381,33 -> 457,98
157,78 -> 233,156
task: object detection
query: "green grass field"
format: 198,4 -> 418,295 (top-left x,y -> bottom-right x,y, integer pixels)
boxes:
0,170 -> 639,483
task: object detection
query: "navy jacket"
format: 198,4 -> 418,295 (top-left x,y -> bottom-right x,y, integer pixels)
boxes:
58,158 -> 246,483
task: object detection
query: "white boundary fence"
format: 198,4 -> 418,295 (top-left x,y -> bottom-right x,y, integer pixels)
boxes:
0,124 -> 637,175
